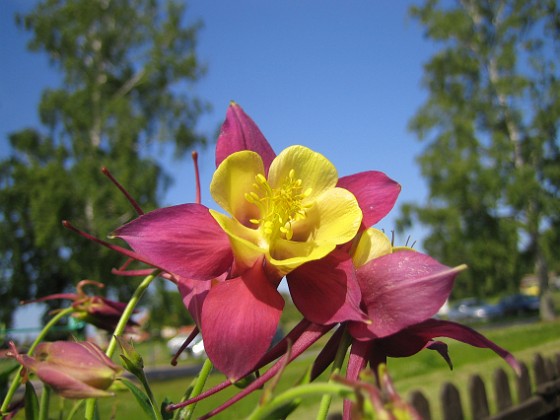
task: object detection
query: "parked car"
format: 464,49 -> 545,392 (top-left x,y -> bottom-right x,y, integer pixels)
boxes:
167,333 -> 206,359
167,327 -> 285,360
498,294 -> 540,317
447,298 -> 502,322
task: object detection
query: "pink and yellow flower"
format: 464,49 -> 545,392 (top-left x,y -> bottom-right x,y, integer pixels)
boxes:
111,103 -> 400,380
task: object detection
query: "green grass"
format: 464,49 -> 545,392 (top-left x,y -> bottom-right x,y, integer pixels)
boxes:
11,317 -> 560,419
388,319 -> 560,419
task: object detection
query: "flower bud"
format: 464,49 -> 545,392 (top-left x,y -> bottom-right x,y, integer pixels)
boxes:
22,280 -> 138,333
8,341 -> 122,399
115,336 -> 144,378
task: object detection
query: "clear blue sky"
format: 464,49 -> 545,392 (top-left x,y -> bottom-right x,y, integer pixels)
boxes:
2,1 -> 439,330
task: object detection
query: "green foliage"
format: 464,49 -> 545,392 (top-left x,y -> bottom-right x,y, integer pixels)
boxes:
399,0 -> 560,301
119,378 -> 157,420
0,0 -> 208,327
145,286 -> 194,332
24,382 -> 39,420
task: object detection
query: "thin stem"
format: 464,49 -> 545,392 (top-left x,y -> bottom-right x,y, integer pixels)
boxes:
316,327 -> 351,420
248,383 -> 355,420
0,307 -> 74,415
181,358 -> 213,420
38,385 -> 51,420
66,400 -> 84,420
191,151 -> 201,204
101,167 -> 144,215
137,369 -> 164,420
108,270 -> 160,358
84,270 -> 160,419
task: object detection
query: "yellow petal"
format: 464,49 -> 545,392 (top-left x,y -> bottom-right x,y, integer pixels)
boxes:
392,246 -> 416,253
267,146 -> 338,200
351,228 -> 392,267
209,210 -> 265,271
269,238 -> 336,276
310,187 -> 363,245
210,151 -> 264,225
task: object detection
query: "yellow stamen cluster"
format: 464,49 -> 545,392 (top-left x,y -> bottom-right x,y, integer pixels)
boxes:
245,169 -> 312,241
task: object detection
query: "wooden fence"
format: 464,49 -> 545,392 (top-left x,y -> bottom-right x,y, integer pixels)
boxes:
409,352 -> 560,420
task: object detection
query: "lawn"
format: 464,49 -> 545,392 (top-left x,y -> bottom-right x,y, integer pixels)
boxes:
39,316 -> 560,420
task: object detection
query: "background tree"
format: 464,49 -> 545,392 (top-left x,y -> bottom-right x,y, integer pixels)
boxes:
144,285 -> 194,335
398,0 -> 559,319
0,0 -> 208,327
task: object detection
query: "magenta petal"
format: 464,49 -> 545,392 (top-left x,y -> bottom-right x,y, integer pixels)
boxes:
375,319 -> 520,374
177,275 -> 213,327
343,340 -> 370,420
215,103 -> 276,173
406,319 -> 520,374
427,341 -> 453,370
337,171 -> 401,227
113,204 -> 233,280
201,264 -> 284,381
310,326 -> 346,381
352,251 -> 459,339
287,251 -> 367,325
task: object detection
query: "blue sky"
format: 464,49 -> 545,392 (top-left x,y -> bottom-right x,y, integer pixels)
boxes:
2,1 -> 439,329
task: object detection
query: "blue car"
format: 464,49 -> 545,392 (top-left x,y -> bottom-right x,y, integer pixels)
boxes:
447,298 -> 502,322
498,294 -> 540,316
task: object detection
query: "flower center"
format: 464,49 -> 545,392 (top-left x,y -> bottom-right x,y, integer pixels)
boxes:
245,169 -> 312,241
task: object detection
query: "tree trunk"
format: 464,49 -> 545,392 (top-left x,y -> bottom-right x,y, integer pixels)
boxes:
536,245 -> 556,320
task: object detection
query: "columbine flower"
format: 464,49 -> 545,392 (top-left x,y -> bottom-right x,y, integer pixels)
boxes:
7,341 -> 121,399
22,279 -> 137,333
306,228 -> 520,419
97,103 -> 398,380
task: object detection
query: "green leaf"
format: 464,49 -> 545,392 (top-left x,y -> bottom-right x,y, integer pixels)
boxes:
160,397 -> 174,420
118,378 -> 157,420
258,400 -> 301,420
24,381 -> 39,420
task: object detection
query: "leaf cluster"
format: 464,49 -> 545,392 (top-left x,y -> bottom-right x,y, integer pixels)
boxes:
0,0 -> 209,327
399,0 -> 560,298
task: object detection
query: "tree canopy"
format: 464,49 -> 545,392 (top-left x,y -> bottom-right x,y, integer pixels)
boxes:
0,0 -> 208,327
398,0 -> 559,318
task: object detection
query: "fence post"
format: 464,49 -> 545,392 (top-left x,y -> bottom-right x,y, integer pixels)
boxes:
533,353 -> 548,385
469,374 -> 490,419
515,361 -> 532,403
409,390 -> 431,420
494,367 -> 513,411
441,382 -> 464,420
545,358 -> 557,381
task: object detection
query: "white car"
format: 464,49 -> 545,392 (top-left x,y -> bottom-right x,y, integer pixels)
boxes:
167,334 -> 206,359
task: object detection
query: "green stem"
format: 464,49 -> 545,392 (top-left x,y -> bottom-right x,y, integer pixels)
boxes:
107,270 -> 160,358
84,270 -> 160,420
137,370 -> 164,420
181,358 -> 213,420
249,383 -> 355,420
66,400 -> 84,420
1,306 -> 75,415
316,327 -> 351,420
38,385 -> 51,420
